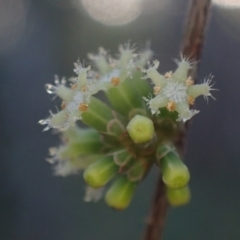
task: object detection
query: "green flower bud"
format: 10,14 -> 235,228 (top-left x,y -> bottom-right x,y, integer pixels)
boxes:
126,115 -> 154,143
128,108 -> 148,120
106,77 -> 144,116
61,129 -> 103,158
131,72 -> 152,97
81,97 -> 114,132
105,176 -> 137,210
160,151 -> 190,189
71,154 -> 105,170
166,185 -> 191,207
83,157 -> 118,188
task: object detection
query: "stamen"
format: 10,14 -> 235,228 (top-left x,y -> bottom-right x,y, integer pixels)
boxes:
71,84 -> 77,90
186,76 -> 194,86
61,101 -> 66,109
111,77 -> 120,86
187,96 -> 195,105
167,101 -> 176,112
81,86 -> 88,92
78,103 -> 88,112
164,71 -> 173,79
154,85 -> 161,95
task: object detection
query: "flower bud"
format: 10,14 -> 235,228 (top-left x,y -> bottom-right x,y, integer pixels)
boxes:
61,129 -> 103,158
131,72 -> 152,97
83,157 -> 118,188
106,78 -> 144,116
166,185 -> 191,207
160,151 -> 190,189
105,176 -> 137,210
81,97 -> 114,131
127,115 -> 154,143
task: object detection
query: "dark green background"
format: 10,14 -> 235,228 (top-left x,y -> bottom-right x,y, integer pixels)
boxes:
1,0 -> 240,239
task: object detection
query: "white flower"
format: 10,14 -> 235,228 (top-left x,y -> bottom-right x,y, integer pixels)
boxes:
144,57 -> 215,121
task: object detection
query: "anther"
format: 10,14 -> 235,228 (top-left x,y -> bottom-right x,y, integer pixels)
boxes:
78,103 -> 88,112
61,101 -> 66,109
164,71 -> 173,79
167,101 -> 176,112
187,96 -> 195,105
153,85 -> 161,95
81,86 -> 88,92
186,77 -> 194,86
111,77 -> 120,86
71,84 -> 77,90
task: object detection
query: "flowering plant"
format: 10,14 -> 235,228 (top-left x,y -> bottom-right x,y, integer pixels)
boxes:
40,43 -> 214,210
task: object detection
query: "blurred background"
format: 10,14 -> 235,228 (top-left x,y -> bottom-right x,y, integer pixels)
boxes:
1,0 -> 240,239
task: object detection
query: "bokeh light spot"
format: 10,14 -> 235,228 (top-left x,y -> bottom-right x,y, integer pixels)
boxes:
81,0 -> 142,26
212,0 -> 240,8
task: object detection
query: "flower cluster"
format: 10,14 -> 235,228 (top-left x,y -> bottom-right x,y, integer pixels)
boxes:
40,43 -> 215,209
39,43 -> 151,131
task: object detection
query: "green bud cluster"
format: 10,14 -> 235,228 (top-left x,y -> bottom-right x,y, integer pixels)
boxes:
40,43 -> 215,209
156,144 -> 191,206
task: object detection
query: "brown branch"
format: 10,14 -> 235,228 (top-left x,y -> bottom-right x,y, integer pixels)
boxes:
143,1 -> 212,240
143,175 -> 168,240
182,0 -> 212,77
